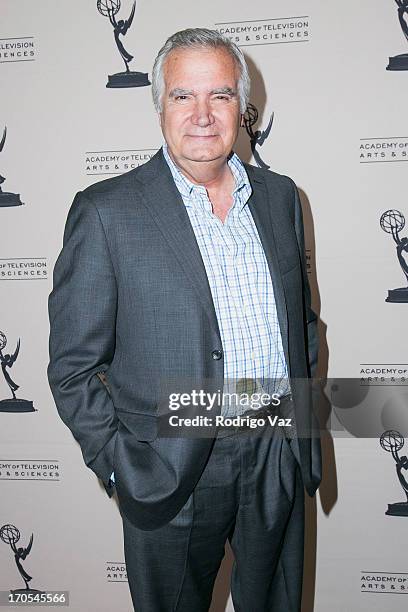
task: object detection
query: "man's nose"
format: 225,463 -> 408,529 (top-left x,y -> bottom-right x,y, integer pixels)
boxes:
191,99 -> 215,127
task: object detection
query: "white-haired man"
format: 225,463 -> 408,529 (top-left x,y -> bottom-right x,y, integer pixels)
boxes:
48,28 -> 321,611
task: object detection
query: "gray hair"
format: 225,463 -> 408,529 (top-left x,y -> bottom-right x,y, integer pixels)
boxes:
152,28 -> 250,113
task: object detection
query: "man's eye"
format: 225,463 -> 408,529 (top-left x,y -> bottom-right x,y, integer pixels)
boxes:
214,95 -> 230,101
174,95 -> 189,101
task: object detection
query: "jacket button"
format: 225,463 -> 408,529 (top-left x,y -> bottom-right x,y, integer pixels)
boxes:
212,350 -> 223,360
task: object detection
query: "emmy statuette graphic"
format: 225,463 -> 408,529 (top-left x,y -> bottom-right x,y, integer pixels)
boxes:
380,430 -> 408,516
380,209 -> 408,302
97,0 -> 150,88
243,103 -> 274,170
0,331 -> 35,412
0,127 -> 23,208
0,524 -> 42,594
387,0 -> 408,70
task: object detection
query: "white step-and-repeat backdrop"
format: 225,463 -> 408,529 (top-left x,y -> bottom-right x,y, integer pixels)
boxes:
1,1 -> 408,610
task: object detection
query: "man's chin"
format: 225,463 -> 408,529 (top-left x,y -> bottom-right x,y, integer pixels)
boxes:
182,149 -> 225,163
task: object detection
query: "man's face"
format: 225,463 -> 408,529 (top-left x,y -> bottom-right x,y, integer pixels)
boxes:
159,47 -> 242,167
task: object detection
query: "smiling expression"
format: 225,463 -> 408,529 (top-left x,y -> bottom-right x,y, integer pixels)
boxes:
159,47 -> 243,168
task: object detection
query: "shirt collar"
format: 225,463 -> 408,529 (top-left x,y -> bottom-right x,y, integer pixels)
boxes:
162,142 -> 251,211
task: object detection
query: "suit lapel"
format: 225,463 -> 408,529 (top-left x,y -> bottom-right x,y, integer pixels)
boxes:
136,150 -> 220,329
245,168 -> 290,371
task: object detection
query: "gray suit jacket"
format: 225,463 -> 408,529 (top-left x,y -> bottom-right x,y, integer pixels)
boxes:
47,148 -> 321,530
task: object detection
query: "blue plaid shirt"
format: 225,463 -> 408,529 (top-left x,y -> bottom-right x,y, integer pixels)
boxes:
163,143 -> 289,416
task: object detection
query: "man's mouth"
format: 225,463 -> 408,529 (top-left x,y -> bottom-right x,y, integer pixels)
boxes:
186,134 -> 218,139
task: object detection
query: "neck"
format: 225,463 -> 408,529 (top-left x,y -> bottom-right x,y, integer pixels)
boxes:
167,149 -> 233,191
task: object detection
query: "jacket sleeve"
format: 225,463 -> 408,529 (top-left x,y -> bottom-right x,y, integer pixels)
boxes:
47,190 -> 118,496
290,179 -> 319,378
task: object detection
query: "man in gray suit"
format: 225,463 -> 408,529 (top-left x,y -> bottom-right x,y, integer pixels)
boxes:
48,28 -> 321,612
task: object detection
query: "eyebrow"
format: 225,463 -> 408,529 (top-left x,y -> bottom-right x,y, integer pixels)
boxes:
211,87 -> 237,96
168,88 -> 194,98
168,87 -> 237,98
